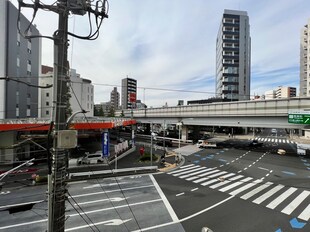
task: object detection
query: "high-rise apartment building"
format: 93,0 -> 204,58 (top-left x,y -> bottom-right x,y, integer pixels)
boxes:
0,0 -> 41,119
121,77 -> 137,109
300,19 -> 310,97
216,9 -> 251,101
110,87 -> 120,110
275,86 -> 296,99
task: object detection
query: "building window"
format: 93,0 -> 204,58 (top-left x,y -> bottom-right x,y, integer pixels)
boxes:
27,71 -> 31,75
27,60 -> 31,65
46,101 -> 49,106
46,110 -> 49,115
46,92 -> 49,97
27,48 -> 31,54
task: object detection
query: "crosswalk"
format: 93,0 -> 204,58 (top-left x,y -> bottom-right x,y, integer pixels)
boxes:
254,137 -> 296,144
168,164 -> 310,221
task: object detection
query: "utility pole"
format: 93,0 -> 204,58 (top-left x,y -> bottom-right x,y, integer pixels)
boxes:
18,1 -> 108,231
47,1 -> 69,230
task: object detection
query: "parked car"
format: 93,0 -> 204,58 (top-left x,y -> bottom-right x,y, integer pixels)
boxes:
76,151 -> 104,165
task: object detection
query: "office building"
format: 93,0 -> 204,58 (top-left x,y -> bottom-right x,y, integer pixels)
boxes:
300,18 -> 310,97
110,87 -> 120,111
121,77 -> 137,109
216,9 -> 251,101
39,66 -> 94,118
0,0 -> 41,119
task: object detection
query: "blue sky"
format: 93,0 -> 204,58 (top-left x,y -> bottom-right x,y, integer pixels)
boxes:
14,0 -> 310,107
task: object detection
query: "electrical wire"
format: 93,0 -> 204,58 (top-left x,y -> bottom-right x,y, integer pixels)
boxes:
0,77 -> 53,89
67,191 -> 100,232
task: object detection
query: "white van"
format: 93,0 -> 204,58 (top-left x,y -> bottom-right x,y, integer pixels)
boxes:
76,151 -> 104,165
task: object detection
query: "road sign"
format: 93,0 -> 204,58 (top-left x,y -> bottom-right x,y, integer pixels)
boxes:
288,110 -> 310,124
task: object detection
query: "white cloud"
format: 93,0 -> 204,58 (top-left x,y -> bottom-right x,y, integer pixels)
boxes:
12,0 -> 310,106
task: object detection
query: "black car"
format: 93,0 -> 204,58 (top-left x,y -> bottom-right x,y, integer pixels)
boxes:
249,139 -> 263,147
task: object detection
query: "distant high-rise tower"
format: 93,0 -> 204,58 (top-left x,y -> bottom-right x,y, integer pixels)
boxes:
110,87 -> 120,110
300,19 -> 310,97
216,9 -> 251,101
121,77 -> 137,109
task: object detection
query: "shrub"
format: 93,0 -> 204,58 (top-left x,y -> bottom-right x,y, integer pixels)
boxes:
139,152 -> 157,162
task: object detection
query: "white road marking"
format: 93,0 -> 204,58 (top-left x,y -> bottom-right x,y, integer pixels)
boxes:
74,197 -> 128,206
258,167 -> 270,171
65,219 -> 132,231
149,174 -> 179,222
67,180 -> 87,185
169,165 -> 198,175
131,196 -> 234,232
83,182 -> 128,189
70,185 -> 154,198
191,188 -> 199,192
208,173 -> 237,189
219,177 -> 252,192
298,204 -> 310,221
229,179 -> 263,196
176,192 -> 185,197
179,167 -> 212,179
266,187 -> 297,209
240,182 -> 273,200
0,200 -> 44,210
201,179 -> 219,186
281,190 -> 310,215
252,185 -> 284,204
173,166 -> 205,177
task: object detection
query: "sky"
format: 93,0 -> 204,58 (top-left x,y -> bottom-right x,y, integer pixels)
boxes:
13,0 -> 310,108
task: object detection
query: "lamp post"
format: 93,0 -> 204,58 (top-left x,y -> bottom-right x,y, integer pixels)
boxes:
177,121 -> 183,153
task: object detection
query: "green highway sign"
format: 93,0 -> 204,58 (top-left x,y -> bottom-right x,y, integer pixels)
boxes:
288,110 -> 310,124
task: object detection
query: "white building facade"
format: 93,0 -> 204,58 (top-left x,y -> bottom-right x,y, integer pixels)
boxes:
300,19 -> 310,97
216,9 -> 251,101
39,67 -> 94,118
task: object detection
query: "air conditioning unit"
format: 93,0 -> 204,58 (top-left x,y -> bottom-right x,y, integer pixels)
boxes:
57,130 -> 77,149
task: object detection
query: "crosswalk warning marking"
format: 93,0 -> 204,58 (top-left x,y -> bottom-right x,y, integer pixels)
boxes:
240,182 -> 273,200
252,184 -> 284,204
281,190 -> 310,215
266,187 -> 298,210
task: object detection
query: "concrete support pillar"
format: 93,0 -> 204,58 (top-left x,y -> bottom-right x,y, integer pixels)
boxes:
0,131 -> 15,163
181,125 -> 188,141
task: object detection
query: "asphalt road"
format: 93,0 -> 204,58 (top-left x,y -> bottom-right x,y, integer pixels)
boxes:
154,133 -> 310,231
0,131 -> 309,231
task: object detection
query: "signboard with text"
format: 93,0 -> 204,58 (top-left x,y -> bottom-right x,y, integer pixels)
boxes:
129,93 -> 136,103
102,132 -> 110,157
288,110 -> 310,124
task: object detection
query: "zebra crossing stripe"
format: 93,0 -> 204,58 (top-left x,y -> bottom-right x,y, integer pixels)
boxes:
201,179 -> 220,186
197,169 -> 221,178
219,177 -> 252,192
229,179 -> 263,196
173,166 -> 205,177
240,182 -> 273,200
179,167 -> 211,179
298,204 -> 310,221
194,171 -> 227,184
281,190 -> 310,215
266,187 -> 298,210
193,170 -> 221,183
169,165 -> 197,174
180,164 -> 195,169
252,185 -> 284,204
208,173 -> 237,189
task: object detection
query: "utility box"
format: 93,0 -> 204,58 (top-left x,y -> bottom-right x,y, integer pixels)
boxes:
57,130 -> 78,149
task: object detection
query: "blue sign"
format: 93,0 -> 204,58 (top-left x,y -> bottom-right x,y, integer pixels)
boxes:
102,132 -> 110,157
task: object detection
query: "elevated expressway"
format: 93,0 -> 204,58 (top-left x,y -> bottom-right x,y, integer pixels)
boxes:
120,97 -> 310,130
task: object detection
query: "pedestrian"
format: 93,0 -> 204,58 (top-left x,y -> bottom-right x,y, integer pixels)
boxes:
139,146 -> 145,156
228,133 -> 231,138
